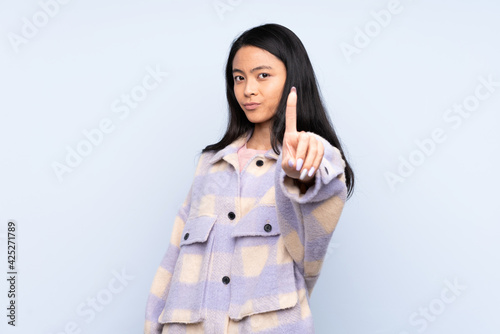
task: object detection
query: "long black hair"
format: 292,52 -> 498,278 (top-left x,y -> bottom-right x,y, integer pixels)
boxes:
201,23 -> 355,199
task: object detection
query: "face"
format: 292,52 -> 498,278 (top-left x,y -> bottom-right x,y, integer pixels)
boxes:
232,45 -> 287,128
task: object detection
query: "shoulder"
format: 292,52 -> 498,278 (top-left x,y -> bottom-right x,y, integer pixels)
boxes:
193,151 -> 216,176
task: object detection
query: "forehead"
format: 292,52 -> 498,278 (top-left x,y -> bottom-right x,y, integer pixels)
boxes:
232,45 -> 283,69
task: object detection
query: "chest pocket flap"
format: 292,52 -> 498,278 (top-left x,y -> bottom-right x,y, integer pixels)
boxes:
180,215 -> 217,246
231,205 -> 280,238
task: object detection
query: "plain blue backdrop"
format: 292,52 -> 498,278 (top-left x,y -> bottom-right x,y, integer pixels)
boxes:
1,0 -> 499,333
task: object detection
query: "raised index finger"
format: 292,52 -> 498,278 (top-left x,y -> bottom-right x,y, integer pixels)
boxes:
285,86 -> 297,134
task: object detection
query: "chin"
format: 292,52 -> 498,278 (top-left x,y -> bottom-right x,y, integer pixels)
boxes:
247,117 -> 265,124
246,114 -> 271,124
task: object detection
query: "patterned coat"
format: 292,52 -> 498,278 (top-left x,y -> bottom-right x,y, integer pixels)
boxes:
144,128 -> 347,333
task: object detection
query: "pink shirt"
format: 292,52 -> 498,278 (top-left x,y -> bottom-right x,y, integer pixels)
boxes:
237,141 -> 268,172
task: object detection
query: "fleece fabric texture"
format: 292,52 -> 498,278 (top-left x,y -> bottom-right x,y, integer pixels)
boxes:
144,128 -> 347,334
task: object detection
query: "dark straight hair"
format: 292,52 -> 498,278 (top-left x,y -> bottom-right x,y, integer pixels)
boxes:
201,23 -> 355,199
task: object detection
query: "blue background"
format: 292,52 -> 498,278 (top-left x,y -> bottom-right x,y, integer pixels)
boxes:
1,0 -> 499,333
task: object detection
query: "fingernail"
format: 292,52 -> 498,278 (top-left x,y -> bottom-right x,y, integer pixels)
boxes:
291,86 -> 296,93
308,166 -> 315,177
299,168 -> 308,180
296,158 -> 303,171
288,159 -> 294,167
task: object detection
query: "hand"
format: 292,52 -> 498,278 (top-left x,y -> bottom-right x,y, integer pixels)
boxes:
281,86 -> 324,185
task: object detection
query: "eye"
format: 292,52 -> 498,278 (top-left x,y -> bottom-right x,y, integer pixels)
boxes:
234,75 -> 244,82
258,73 -> 270,79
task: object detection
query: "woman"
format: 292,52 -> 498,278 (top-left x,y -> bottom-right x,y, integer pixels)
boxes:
145,23 -> 354,334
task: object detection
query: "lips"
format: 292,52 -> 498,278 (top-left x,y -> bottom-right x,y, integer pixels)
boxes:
243,103 -> 260,110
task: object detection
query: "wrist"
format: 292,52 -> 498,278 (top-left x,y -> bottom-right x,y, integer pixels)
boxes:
293,177 -> 315,194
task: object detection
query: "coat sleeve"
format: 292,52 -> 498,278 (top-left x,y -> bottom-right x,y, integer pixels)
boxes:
144,170 -> 196,333
274,132 -> 348,297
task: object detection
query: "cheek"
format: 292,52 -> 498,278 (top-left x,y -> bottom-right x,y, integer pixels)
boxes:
233,87 -> 243,102
270,85 -> 284,107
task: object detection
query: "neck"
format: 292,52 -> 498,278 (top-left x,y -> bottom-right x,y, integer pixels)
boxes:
247,123 -> 272,150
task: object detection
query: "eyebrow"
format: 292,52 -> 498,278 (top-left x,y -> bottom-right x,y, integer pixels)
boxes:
232,65 -> 273,74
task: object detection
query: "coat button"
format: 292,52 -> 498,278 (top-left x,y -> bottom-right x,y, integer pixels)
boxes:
325,166 -> 329,175
184,233 -> 189,240
222,276 -> 230,284
256,160 -> 264,167
264,223 -> 272,232
228,212 -> 235,220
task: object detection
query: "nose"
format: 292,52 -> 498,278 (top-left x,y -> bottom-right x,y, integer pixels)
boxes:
244,78 -> 258,97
